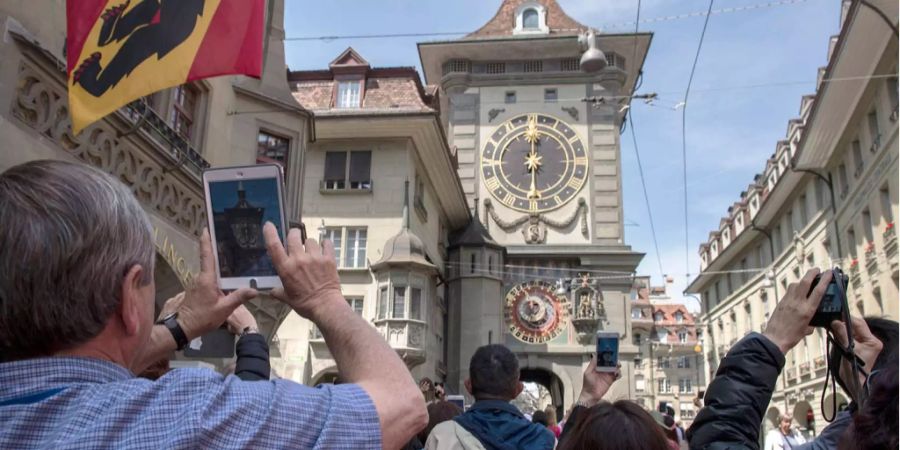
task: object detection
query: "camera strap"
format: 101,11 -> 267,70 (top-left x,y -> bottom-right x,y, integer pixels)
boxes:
819,268 -> 869,422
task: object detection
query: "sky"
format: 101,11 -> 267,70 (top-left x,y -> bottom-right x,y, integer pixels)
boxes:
282,0 -> 841,311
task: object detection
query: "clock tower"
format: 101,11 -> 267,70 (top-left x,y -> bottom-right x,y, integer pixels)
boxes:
420,0 -> 651,408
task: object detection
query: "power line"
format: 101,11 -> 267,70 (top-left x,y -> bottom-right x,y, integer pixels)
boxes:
625,0 -> 665,280
283,0 -> 815,42
627,109 -> 665,279
682,0 -> 716,283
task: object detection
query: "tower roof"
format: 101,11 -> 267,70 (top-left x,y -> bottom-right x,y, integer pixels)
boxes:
371,228 -> 437,272
371,180 -> 438,273
466,0 -> 590,40
449,216 -> 503,250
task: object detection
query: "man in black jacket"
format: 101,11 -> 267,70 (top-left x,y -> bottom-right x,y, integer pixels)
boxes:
687,269 -> 885,450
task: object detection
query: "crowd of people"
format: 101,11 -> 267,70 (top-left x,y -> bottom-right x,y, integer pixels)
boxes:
0,158 -> 896,450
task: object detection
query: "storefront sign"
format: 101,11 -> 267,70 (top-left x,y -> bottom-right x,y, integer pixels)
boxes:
152,226 -> 198,286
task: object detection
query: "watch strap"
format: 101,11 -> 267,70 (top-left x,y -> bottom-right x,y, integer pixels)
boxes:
162,314 -> 189,351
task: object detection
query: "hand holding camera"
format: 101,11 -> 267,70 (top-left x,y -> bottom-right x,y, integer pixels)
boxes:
763,268 -> 832,354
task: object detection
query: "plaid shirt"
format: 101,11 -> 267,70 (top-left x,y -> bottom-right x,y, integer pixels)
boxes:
0,357 -> 381,449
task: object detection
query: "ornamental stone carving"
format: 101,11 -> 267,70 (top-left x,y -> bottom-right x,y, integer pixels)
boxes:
485,197 -> 589,244
11,60 -> 206,237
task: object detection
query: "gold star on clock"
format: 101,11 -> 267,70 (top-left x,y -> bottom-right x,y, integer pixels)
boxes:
524,152 -> 543,172
524,115 -> 540,144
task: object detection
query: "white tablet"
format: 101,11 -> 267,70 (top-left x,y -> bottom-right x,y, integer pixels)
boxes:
203,164 -> 286,291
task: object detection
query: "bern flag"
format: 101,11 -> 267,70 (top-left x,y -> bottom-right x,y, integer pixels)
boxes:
66,0 -> 264,134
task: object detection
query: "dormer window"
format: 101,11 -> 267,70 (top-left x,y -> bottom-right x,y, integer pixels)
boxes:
523,8 -> 539,29
336,80 -> 361,108
514,3 -> 549,35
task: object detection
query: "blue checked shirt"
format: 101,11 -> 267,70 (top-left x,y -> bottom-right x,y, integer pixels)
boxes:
0,357 -> 382,449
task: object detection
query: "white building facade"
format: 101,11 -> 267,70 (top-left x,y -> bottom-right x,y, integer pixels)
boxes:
687,0 -> 898,438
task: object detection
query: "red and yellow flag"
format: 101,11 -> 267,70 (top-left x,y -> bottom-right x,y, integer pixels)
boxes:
66,0 -> 264,134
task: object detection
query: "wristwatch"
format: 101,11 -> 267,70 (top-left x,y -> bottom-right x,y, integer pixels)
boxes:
156,312 -> 189,351
240,326 -> 260,337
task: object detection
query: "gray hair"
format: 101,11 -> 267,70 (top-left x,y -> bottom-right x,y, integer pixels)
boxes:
0,160 -> 155,361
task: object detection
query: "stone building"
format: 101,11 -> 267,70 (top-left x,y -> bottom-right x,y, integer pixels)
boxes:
273,0 -> 651,413
0,0 -> 312,345
631,277 -> 703,427
687,0 -> 897,438
420,0 -> 650,410
274,48 -> 469,383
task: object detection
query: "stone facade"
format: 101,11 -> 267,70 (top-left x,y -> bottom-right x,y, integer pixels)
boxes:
0,0 -> 312,349
273,49 -> 469,383
687,0 -> 898,438
630,278 -> 703,427
420,0 -> 650,411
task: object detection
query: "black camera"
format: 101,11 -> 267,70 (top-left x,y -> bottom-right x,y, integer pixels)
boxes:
807,268 -> 849,327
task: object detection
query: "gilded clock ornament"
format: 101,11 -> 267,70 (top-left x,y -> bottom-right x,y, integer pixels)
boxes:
482,113 -> 588,214
505,280 -> 570,344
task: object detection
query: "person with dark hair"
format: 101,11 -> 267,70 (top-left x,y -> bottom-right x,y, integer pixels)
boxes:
418,401 -> 464,444
687,269 -> 886,450
532,410 -> 549,427
558,400 -> 672,450
837,364 -> 898,450
425,344 -> 554,450
652,412 -> 681,450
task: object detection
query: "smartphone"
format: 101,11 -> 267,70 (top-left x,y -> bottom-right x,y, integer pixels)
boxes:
203,164 -> 286,291
447,395 -> 466,411
808,268 -> 849,327
595,331 -> 619,372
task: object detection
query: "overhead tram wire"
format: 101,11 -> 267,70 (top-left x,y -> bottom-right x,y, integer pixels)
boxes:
681,0 -> 716,286
624,0 -> 665,280
283,0 -> 815,42
627,110 -> 665,278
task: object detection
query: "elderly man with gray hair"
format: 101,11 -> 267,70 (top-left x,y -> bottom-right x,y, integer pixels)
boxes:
0,160 -> 426,449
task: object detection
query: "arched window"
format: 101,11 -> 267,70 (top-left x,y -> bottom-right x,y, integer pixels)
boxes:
470,253 -> 476,274
523,8 -> 539,29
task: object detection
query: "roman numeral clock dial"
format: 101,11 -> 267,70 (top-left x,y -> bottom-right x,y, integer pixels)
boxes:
481,113 -> 588,213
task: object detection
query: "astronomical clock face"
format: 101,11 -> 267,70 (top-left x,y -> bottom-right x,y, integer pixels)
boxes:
505,280 -> 570,344
482,113 -> 588,214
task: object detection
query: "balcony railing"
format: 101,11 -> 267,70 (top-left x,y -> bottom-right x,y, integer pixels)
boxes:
814,356 -> 826,370
884,224 -> 897,264
786,367 -> 798,382
849,261 -> 861,289
865,243 -> 878,275
121,100 -> 210,177
374,319 -> 427,367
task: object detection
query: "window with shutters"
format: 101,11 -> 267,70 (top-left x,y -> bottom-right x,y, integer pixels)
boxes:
322,151 -> 372,191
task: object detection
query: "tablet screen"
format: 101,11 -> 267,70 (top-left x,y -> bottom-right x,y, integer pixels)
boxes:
208,177 -> 283,278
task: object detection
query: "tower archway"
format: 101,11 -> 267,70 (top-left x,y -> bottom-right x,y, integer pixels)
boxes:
518,367 -> 565,420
